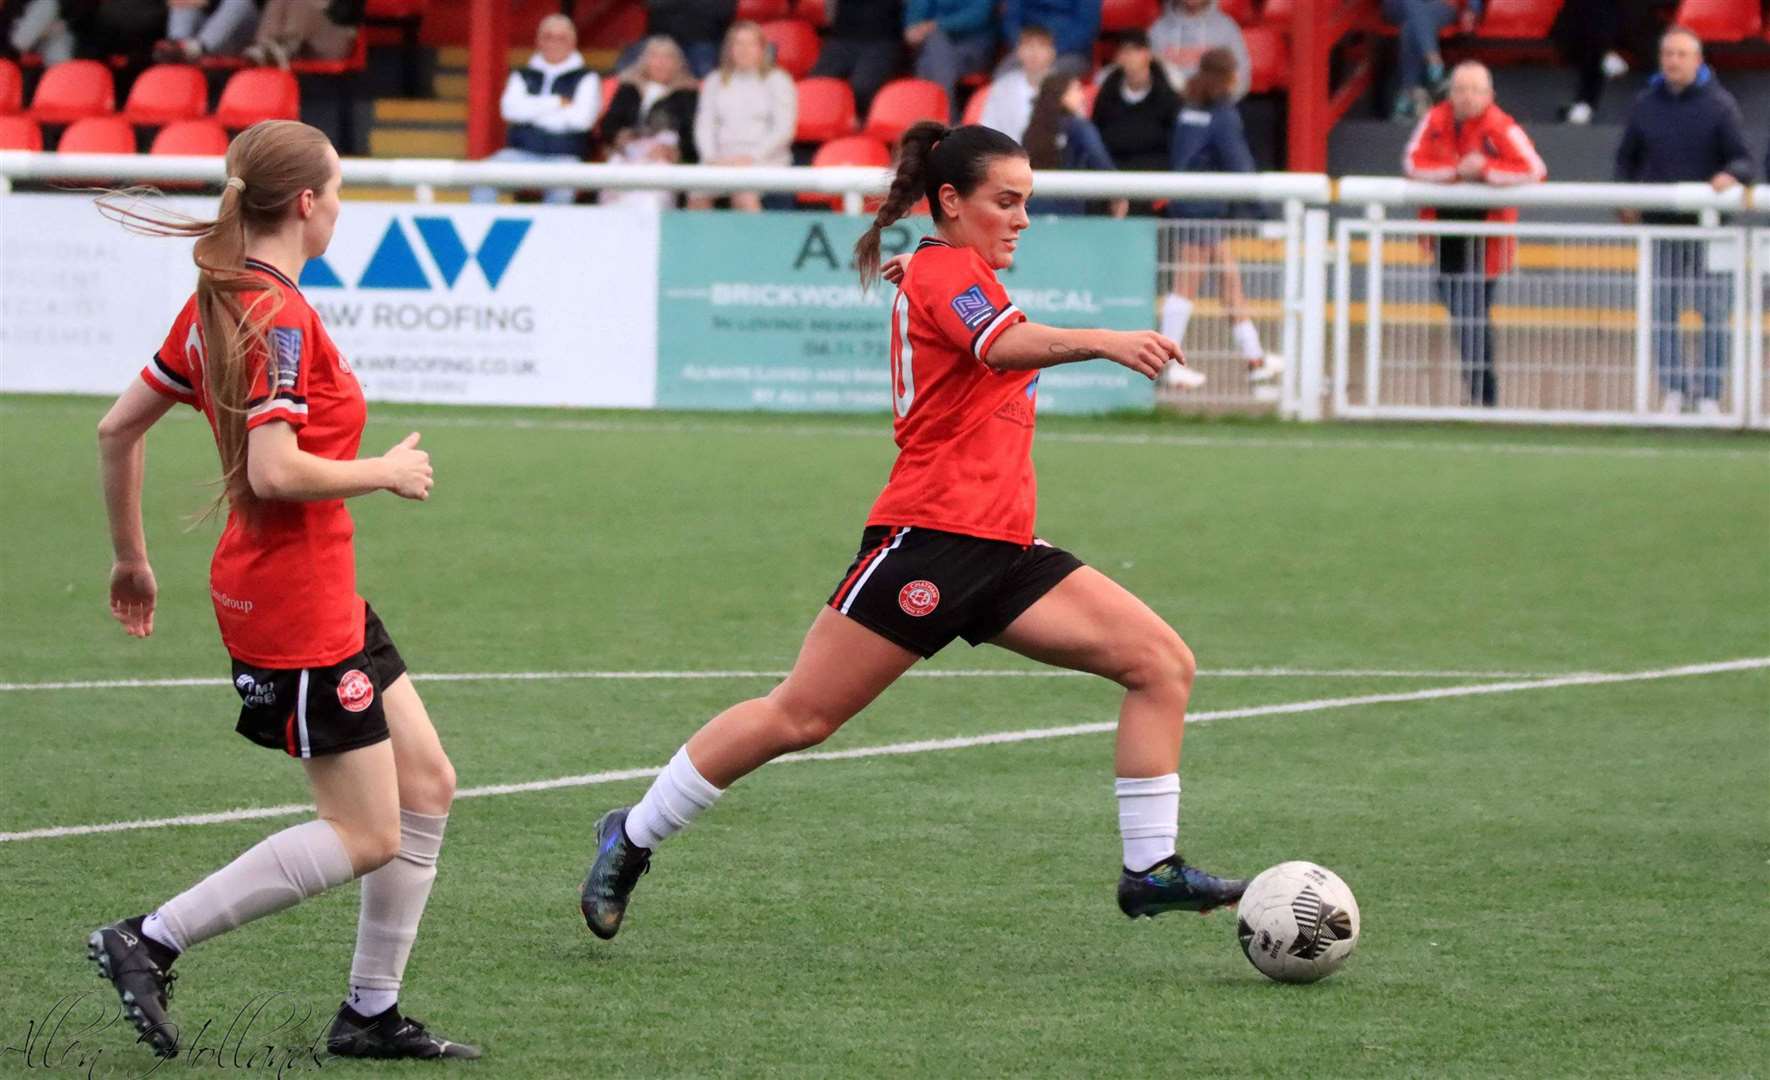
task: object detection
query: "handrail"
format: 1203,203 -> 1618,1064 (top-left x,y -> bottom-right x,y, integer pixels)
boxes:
1337,177 -> 1749,213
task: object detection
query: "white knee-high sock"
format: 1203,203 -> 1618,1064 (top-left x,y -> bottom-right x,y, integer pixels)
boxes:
1233,318 -> 1265,360
151,819 -> 355,951
347,809 -> 446,1017
1116,774 -> 1180,872
624,747 -> 723,850
1160,295 -> 1194,348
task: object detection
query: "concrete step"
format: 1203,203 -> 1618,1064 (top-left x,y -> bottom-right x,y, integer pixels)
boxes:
374,97 -> 468,123
369,127 -> 469,158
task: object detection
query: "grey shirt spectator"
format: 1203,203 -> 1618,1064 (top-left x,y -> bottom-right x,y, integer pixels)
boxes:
1149,0 -> 1249,101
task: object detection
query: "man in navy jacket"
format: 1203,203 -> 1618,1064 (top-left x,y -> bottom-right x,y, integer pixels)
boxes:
1613,27 -> 1754,416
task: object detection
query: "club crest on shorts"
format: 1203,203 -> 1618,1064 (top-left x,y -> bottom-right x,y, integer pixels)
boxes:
337,669 -> 374,713
898,580 -> 941,617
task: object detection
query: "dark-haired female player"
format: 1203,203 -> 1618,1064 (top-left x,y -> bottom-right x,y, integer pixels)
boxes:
88,120 -> 477,1061
582,121 -> 1246,936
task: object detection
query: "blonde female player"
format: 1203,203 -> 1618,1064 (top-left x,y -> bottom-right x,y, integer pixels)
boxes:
88,120 -> 477,1061
582,121 -> 1246,938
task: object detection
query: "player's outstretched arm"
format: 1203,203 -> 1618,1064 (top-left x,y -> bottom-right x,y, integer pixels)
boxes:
246,424 -> 434,503
987,322 -> 1184,381
98,380 -> 178,637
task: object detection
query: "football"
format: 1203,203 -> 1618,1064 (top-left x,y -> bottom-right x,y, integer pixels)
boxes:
1235,861 -> 1360,984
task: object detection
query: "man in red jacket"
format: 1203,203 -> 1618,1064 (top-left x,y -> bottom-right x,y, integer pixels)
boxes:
1403,60 -> 1546,407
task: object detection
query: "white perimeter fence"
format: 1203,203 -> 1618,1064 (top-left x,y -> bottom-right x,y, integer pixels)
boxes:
0,153 -> 1765,431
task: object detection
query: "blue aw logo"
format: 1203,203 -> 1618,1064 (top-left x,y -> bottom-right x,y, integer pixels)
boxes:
300,216 -> 532,290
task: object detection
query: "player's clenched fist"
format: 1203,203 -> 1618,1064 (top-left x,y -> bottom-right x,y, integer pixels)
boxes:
383,432 -> 433,500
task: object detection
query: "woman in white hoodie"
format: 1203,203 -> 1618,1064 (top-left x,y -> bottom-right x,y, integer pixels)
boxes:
689,20 -> 797,212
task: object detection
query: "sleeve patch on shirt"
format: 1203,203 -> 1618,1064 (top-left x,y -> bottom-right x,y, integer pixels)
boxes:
950,286 -> 997,330
270,327 -> 302,391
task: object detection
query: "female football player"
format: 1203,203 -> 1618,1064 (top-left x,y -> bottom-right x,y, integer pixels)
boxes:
89,120 -> 477,1061
582,121 -> 1245,938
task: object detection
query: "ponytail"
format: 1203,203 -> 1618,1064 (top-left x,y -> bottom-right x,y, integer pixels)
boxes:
855,120 -> 948,290
95,120 -> 335,519
853,121 -> 1029,290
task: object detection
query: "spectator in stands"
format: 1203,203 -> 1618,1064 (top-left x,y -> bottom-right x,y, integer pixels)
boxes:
904,0 -> 998,118
243,0 -> 360,67
1383,0 -> 1480,122
470,14 -> 601,205
629,0 -> 734,78
979,24 -> 1056,141
1002,0 -> 1099,76
1023,72 -> 1124,217
60,0 -> 167,64
1614,26 -> 1754,416
1092,29 -> 1181,188
1403,60 -> 1546,408
154,0 -> 258,62
689,20 -> 796,212
1551,0 -> 1666,124
809,0 -> 903,116
1149,0 -> 1250,102
6,0 -> 77,63
601,35 -> 701,164
1158,46 -> 1278,391
601,103 -> 682,211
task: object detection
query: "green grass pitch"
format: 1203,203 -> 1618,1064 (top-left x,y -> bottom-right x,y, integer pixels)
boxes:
1,394 -> 1766,1078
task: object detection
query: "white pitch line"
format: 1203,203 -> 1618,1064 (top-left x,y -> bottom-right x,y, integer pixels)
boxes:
1,656 -> 1762,845
0,666 -> 1592,693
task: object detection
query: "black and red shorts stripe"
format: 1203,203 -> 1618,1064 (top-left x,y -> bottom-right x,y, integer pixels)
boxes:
827,525 -> 1084,657
230,604 -> 405,759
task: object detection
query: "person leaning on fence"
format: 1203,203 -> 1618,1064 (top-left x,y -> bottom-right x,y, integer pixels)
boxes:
1402,60 -> 1545,409
689,20 -> 796,212
1156,47 -> 1278,392
1613,26 -> 1754,416
469,15 -> 601,206
1091,30 -> 1179,217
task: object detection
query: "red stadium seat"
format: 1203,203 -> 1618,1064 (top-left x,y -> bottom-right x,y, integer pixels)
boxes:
794,76 -> 856,143
601,75 -> 619,116
0,115 -> 43,151
28,60 -> 115,125
1100,0 -> 1160,32
1219,0 -> 1259,25
151,118 -> 231,155
737,0 -> 790,19
796,0 -> 829,28
0,59 -> 22,115
864,78 -> 949,143
365,0 -> 427,17
1674,0 -> 1762,41
961,83 -> 989,126
799,134 -> 891,207
1476,0 -> 1563,37
1262,0 -> 1295,25
57,115 -> 135,154
1243,25 -> 1291,93
124,65 -> 209,126
214,68 -> 300,128
761,18 -> 821,79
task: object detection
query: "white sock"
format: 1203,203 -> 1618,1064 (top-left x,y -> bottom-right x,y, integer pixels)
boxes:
1233,318 -> 1265,361
348,809 -> 446,1014
347,986 -> 399,1017
1160,294 -> 1194,347
155,819 -> 355,950
141,911 -> 184,955
1116,774 -> 1180,872
624,746 -> 723,850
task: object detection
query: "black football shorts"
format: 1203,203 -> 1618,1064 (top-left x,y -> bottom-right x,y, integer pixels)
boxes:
827,525 -> 1084,657
230,604 -> 406,759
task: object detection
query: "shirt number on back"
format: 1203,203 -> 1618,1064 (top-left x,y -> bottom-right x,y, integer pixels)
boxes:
891,291 -> 915,418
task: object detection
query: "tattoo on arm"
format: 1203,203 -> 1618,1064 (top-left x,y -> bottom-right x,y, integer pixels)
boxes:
1046,343 -> 1096,364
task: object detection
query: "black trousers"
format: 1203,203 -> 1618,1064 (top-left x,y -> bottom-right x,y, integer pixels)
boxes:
1433,234 -> 1498,407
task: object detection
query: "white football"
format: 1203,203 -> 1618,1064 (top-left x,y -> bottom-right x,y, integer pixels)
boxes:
1235,861 -> 1360,983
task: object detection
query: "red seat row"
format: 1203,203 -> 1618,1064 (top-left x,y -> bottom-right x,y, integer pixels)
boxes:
0,114 -> 231,154
0,59 -> 299,129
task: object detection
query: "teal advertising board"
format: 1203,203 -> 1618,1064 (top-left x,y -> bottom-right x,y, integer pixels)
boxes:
656,212 -> 1156,414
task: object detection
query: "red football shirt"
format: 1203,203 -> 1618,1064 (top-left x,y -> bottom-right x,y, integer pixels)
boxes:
866,237 -> 1037,545
141,259 -> 367,669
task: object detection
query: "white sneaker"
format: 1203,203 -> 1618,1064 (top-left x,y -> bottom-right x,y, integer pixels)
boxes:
1696,398 -> 1722,417
1248,354 -> 1285,384
1659,390 -> 1684,415
1161,362 -> 1207,389
1601,51 -> 1629,79
1565,102 -> 1593,125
